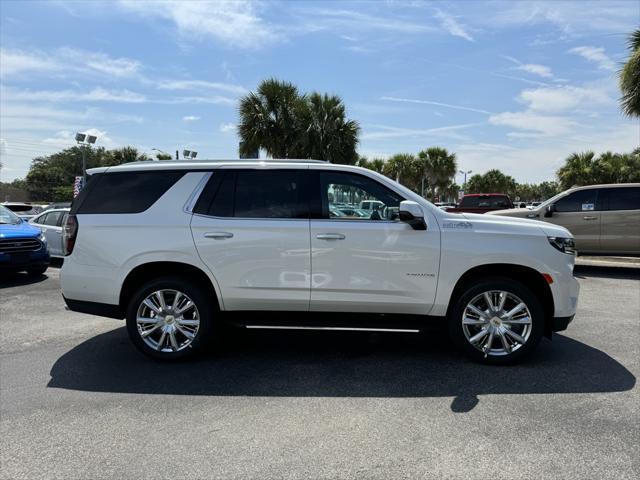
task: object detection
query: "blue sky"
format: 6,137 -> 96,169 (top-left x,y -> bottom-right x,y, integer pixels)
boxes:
1,0 -> 638,184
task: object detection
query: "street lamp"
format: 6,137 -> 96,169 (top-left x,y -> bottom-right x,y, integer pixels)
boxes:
182,150 -> 198,159
459,169 -> 472,185
76,132 -> 97,183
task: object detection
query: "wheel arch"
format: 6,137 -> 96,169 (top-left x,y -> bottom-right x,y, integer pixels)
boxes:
446,263 -> 555,338
119,261 -> 221,313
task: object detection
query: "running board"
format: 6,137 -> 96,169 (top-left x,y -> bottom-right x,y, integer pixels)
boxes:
244,325 -> 420,333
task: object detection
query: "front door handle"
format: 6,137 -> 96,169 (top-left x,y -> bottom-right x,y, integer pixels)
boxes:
204,232 -> 234,239
316,233 -> 346,240
583,216 -> 598,220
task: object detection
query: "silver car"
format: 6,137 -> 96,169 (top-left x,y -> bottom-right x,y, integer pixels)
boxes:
490,183 -> 640,255
30,208 -> 70,258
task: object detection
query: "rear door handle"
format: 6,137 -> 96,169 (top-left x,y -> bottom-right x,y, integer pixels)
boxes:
204,232 -> 234,239
583,216 -> 598,220
316,233 -> 346,240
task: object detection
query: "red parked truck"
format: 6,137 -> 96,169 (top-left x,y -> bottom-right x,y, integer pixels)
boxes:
445,193 -> 514,214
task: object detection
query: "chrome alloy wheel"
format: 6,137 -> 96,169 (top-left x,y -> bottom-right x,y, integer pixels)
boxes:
136,289 -> 200,353
462,290 -> 533,357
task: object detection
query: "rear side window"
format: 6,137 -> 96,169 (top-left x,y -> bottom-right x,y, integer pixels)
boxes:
43,211 -> 64,226
76,171 -> 185,214
605,187 -> 640,211
555,189 -> 599,212
196,169 -> 308,219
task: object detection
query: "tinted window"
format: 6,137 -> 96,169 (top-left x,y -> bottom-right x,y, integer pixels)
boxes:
606,187 -> 640,211
43,211 -> 64,226
460,196 -> 510,208
555,189 -> 599,212
202,170 -> 307,219
235,170 -> 305,218
193,172 -> 223,215
320,171 -> 403,221
77,171 -> 185,214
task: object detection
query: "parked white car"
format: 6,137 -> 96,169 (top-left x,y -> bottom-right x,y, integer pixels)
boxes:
30,208 -> 70,258
61,160 -> 579,364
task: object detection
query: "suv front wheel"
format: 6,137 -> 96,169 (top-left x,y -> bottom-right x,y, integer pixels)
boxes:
126,277 -> 213,360
448,277 -> 544,365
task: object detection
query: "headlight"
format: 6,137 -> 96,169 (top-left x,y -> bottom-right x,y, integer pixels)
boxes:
548,236 -> 575,255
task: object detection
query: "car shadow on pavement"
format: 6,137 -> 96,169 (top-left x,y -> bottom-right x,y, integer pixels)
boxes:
574,264 -> 640,280
48,326 -> 635,412
0,272 -> 48,288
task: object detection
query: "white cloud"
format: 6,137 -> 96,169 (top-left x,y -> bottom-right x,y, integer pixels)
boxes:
502,55 -> 553,79
159,80 -> 247,95
434,10 -> 474,42
183,116 -> 200,122
518,85 -> 611,113
3,86 -> 147,103
568,46 -> 616,71
0,47 -> 142,79
381,96 -> 492,115
0,48 -> 61,77
301,9 -> 437,34
219,123 -> 236,133
489,111 -> 576,136
116,0 -> 282,49
362,123 -> 479,141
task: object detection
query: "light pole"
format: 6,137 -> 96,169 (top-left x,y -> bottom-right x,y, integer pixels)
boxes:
76,132 -> 97,184
459,169 -> 472,186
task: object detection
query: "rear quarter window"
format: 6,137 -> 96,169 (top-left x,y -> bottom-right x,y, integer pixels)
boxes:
76,171 -> 185,214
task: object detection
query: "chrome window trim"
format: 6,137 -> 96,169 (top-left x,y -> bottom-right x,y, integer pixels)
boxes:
183,171 -> 213,214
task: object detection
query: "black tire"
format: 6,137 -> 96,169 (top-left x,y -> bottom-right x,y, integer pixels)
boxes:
448,277 -> 544,365
126,276 -> 215,361
26,265 -> 48,276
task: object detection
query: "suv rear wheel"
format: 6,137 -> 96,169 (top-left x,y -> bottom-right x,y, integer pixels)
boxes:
448,277 -> 544,365
126,277 -> 214,360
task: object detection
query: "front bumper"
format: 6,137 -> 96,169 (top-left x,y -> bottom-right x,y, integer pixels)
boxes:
552,315 -> 574,332
0,249 -> 50,271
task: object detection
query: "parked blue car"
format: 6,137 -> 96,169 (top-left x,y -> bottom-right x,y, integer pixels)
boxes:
0,204 -> 50,276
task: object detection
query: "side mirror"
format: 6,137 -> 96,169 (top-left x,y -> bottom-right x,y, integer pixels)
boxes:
399,200 -> 427,230
544,204 -> 555,218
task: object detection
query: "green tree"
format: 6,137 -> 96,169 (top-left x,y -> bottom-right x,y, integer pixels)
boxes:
383,153 -> 418,188
238,78 -> 360,162
300,92 -> 360,164
155,153 -> 173,161
619,29 -> 640,117
238,78 -> 306,159
556,151 -> 597,189
466,169 -> 517,196
417,147 -> 457,199
357,156 -> 385,173
24,145 -> 148,201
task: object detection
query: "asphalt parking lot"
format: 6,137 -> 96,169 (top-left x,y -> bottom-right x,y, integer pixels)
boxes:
1,264 -> 639,479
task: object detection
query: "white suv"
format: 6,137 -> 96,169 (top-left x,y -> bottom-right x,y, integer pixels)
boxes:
61,160 -> 579,364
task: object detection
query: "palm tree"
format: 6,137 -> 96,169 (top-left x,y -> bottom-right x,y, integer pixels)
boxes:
417,147 -> 457,199
384,154 -> 417,187
620,29 -> 640,117
238,78 -> 305,158
556,151 -> 596,189
300,93 -> 360,164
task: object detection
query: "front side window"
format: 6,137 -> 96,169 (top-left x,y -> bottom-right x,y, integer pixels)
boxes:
555,189 -> 599,212
606,187 -> 640,211
320,171 -> 403,221
198,169 -> 308,219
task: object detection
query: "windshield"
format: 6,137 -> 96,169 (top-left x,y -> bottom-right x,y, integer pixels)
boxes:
537,190 -> 568,210
0,205 -> 22,225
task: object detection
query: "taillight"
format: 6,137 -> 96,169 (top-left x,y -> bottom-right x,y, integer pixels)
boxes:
63,214 -> 78,256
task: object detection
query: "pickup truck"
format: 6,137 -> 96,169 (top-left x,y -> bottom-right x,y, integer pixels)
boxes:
446,193 -> 514,214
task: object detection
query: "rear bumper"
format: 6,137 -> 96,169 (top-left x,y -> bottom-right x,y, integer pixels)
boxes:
63,296 -> 123,319
552,315 -> 574,332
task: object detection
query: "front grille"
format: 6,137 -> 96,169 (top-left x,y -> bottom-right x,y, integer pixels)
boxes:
0,237 -> 42,253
